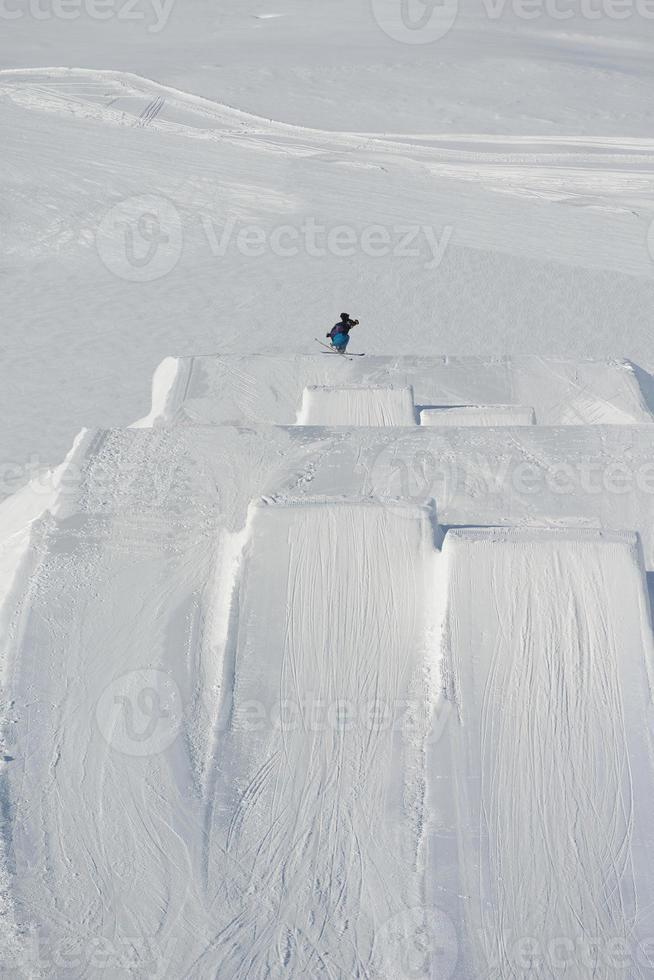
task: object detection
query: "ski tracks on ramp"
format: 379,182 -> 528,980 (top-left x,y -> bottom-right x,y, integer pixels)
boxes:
440,529 -> 654,980
201,502 -> 435,979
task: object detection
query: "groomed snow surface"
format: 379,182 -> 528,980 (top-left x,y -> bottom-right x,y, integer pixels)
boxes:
2,355 -> 654,978
4,11 -> 654,974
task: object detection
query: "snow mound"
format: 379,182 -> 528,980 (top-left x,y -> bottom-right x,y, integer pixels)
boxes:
140,354 -> 653,428
436,525 -> 654,977
297,384 -> 416,426
3,352 -> 654,976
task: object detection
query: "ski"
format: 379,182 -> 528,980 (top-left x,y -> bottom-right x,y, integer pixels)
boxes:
320,351 -> 365,357
314,337 -> 337,352
314,338 -> 364,357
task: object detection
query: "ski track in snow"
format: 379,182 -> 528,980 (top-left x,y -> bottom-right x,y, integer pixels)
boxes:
2,68 -> 654,204
439,529 -> 654,980
136,95 -> 166,129
5,421 -> 654,976
200,502 -> 433,979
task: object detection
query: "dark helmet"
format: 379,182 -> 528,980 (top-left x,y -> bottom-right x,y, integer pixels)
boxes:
340,312 -> 349,321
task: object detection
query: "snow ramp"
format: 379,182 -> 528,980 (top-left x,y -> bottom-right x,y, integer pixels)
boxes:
297,385 -> 416,425
143,355 -> 653,428
432,527 -> 654,979
203,501 -> 436,978
420,404 -> 535,426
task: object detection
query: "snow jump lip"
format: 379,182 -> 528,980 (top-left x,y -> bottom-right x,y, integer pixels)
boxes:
444,525 -> 640,546
139,353 -> 654,428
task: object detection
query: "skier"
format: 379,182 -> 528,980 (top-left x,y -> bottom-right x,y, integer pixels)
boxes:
326,313 -> 359,353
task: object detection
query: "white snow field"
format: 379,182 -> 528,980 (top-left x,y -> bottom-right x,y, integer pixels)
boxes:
3,392 -> 654,976
3,55 -> 654,491
4,0 -> 654,977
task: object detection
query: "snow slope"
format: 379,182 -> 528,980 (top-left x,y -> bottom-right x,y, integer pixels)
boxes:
434,527 -> 654,978
2,2 -> 654,136
2,63 -> 654,491
202,501 -> 434,978
4,1 -> 654,976
3,400 -> 654,974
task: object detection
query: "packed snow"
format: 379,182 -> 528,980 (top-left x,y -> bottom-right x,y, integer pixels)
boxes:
2,1 -> 654,978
